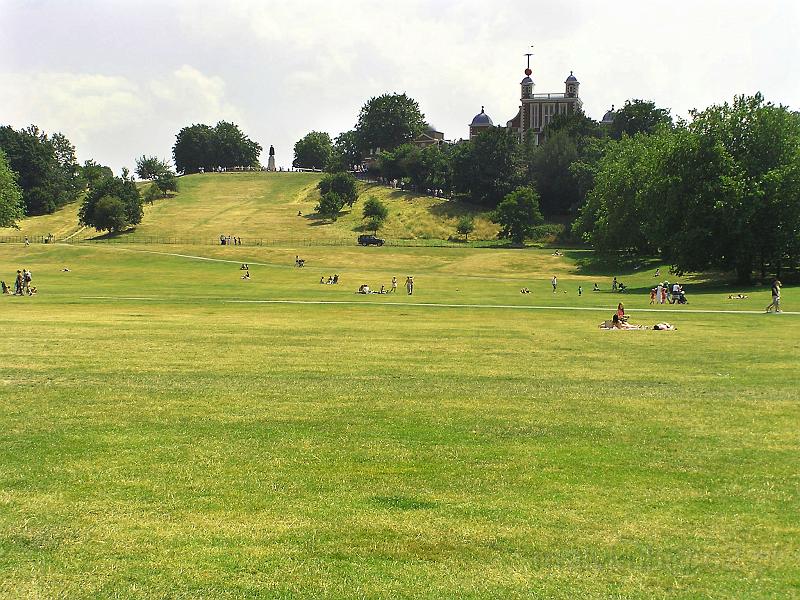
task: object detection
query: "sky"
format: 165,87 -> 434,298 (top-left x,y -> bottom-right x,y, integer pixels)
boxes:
2,0 -> 799,174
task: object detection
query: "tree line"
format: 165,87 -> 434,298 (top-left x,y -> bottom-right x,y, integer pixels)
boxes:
294,92 -> 800,280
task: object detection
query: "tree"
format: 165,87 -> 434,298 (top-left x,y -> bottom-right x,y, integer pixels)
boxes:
362,196 -> 388,233
0,125 -> 81,215
456,215 -> 475,241
316,191 -> 344,222
92,195 -> 129,232
326,130 -> 363,172
355,93 -> 426,152
609,99 -> 673,140
79,159 -> 113,190
143,184 -> 161,205
452,127 -> 524,207
318,172 -> 358,207
663,94 -> 800,282
574,94 -> 800,282
492,186 -> 544,245
135,156 -> 171,180
530,129 -> 580,216
173,121 -> 262,173
0,149 -> 24,228
293,131 -> 332,170
154,171 -> 178,197
80,175 -> 143,233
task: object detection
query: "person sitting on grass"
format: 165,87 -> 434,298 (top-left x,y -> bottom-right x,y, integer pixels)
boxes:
358,284 -> 370,294
520,287 -> 531,294
593,283 -> 600,292
728,293 -> 748,300
27,286 -> 37,296
332,274 -> 339,285
610,314 -> 647,330
1,281 -> 9,294
241,271 -> 250,280
653,322 -> 676,330
616,303 -> 629,322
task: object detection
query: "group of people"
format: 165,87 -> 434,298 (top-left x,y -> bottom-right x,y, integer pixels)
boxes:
2,269 -> 35,296
650,282 -> 687,305
357,276 -> 414,295
220,235 -> 242,245
295,256 -> 305,268
320,274 -> 340,285
765,279 -> 782,313
239,264 -> 250,280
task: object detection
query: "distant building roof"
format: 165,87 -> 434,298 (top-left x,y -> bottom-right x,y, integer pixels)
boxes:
520,76 -> 534,86
565,71 -> 578,83
471,107 -> 493,126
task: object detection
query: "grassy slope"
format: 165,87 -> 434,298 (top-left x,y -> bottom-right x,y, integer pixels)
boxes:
0,243 -> 797,598
1,173 -> 500,243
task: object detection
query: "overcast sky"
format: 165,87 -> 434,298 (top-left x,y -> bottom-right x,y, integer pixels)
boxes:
2,0 -> 798,173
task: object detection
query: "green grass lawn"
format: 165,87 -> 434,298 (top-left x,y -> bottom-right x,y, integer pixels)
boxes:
0,242 -> 797,598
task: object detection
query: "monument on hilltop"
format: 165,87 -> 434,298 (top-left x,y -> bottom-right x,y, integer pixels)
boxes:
267,145 -> 276,171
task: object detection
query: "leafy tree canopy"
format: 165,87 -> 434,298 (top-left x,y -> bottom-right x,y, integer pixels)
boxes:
609,99 -> 673,140
318,172 -> 358,207
456,215 -> 475,241
92,196 -> 129,233
0,125 -> 81,215
355,93 -> 426,152
362,196 -> 388,233
452,127 -> 524,207
326,130 -> 363,172
492,186 -> 544,245
0,149 -> 25,228
79,175 -> 143,233
293,131 -> 332,170
173,121 -> 262,174
316,191 -> 344,222
79,160 -> 113,191
135,156 -> 172,180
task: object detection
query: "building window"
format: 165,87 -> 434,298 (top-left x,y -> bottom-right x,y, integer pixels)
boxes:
543,104 -> 555,126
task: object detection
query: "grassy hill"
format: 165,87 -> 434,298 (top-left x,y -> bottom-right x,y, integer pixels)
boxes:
1,173 -> 501,243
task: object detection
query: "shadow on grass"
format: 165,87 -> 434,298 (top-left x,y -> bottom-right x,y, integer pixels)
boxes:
564,250 -> 665,277
85,227 -> 137,241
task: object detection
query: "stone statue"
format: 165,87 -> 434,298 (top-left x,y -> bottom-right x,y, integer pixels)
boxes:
267,145 -> 276,171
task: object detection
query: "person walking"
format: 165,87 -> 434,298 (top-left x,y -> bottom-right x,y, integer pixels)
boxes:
551,276 -> 558,293
406,276 -> 414,295
391,276 -> 397,293
765,279 -> 782,313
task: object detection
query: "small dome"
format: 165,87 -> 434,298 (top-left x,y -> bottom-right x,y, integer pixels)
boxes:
565,71 -> 578,83
520,76 -> 534,86
471,107 -> 493,126
601,105 -> 615,123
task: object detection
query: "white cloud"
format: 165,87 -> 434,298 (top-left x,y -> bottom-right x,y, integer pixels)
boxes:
0,66 -> 245,172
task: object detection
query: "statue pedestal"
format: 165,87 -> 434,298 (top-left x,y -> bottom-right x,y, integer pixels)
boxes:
267,156 -> 276,172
